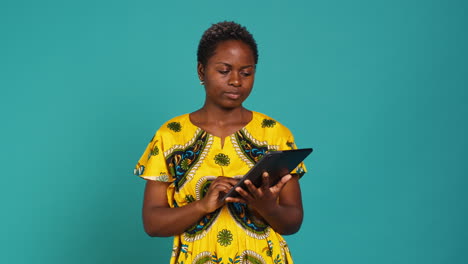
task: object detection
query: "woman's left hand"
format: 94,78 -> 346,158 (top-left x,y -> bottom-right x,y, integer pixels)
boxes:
226,171 -> 303,235
225,172 -> 292,211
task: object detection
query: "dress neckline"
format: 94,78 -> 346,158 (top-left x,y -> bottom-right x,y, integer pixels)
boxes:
187,111 -> 256,147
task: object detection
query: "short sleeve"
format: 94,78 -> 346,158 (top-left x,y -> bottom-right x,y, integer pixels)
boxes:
279,130 -> 307,178
133,130 -> 173,182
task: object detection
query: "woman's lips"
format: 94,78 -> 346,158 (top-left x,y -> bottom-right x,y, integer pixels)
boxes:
224,92 -> 241,100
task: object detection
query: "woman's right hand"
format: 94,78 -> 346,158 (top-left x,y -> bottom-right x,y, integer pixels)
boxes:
198,176 -> 239,213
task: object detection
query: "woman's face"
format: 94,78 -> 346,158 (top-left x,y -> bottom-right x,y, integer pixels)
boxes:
198,40 -> 256,110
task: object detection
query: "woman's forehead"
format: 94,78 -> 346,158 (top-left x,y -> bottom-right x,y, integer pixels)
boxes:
209,40 -> 255,65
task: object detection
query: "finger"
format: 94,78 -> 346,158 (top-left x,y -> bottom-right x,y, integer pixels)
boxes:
261,171 -> 270,191
215,176 -> 241,186
225,197 -> 247,204
271,174 -> 293,192
210,183 -> 232,194
244,180 -> 261,197
212,178 -> 237,188
225,177 -> 241,186
235,186 -> 254,201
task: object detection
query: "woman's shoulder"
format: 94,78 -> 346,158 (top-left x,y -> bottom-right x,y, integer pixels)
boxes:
157,113 -> 190,131
251,111 -> 293,134
148,113 -> 198,140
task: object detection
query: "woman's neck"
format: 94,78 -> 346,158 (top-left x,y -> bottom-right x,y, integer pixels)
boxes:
195,105 -> 250,126
189,105 -> 253,140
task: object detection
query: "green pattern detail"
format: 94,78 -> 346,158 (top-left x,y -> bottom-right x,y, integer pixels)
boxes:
261,119 -> 276,128
147,140 -> 160,160
194,256 -> 212,264
240,140 -> 248,146
229,254 -> 241,264
180,158 -> 190,170
234,130 -> 269,164
263,240 -> 274,257
167,122 -> 182,132
185,195 -> 195,203
214,153 -> 230,166
273,254 -> 283,264
217,229 -> 233,247
244,255 -> 264,264
211,254 -> 223,263
151,145 -> 159,156
166,130 -> 208,190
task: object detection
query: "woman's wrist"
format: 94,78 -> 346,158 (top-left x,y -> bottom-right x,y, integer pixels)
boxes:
194,198 -> 214,215
251,200 -> 280,218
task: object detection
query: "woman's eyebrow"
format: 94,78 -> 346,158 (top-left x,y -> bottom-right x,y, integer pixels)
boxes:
240,65 -> 255,69
215,62 -> 231,67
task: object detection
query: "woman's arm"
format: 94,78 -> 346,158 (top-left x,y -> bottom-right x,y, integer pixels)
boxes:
142,177 -> 238,237
226,173 -> 303,235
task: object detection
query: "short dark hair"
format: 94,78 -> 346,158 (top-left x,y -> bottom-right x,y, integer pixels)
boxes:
197,21 -> 258,66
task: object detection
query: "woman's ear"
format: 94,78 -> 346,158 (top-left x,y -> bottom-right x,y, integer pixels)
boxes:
197,62 -> 205,82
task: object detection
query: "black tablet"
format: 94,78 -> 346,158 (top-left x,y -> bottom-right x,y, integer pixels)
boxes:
222,148 -> 313,200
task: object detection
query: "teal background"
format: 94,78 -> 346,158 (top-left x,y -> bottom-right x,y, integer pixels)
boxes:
1,0 -> 467,263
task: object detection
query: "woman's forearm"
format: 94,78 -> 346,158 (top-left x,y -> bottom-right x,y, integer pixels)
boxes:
245,176 -> 304,235
254,203 -> 303,235
142,177 -> 238,237
143,200 -> 208,237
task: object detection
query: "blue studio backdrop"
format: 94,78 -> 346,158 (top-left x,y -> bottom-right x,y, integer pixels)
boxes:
1,0 -> 467,263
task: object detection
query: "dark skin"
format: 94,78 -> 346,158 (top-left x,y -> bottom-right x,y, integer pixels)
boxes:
142,40 -> 303,237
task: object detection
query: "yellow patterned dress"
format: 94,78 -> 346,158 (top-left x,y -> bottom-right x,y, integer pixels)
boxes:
134,111 -> 306,264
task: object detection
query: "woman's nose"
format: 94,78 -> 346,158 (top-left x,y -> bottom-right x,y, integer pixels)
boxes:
228,73 -> 241,87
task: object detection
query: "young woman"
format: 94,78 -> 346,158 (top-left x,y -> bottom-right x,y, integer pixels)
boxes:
134,21 -> 306,264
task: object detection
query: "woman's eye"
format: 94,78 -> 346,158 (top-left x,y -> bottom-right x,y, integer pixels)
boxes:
218,70 -> 229,75
241,71 -> 252,77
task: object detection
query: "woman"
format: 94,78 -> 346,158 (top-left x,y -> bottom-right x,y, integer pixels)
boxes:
134,21 -> 306,264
